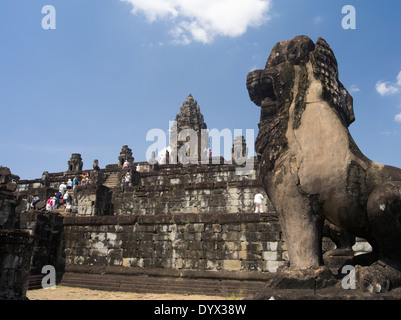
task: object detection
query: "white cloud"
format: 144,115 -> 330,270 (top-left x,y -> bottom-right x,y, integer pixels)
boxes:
121,0 -> 272,44
350,84 -> 360,93
376,72 -> 401,123
376,71 -> 401,96
313,16 -> 323,25
123,0 -> 178,22
376,81 -> 399,96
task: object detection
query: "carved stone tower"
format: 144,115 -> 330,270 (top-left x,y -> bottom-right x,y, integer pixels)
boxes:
118,145 -> 134,168
170,94 -> 209,164
232,135 -> 248,162
67,154 -> 83,172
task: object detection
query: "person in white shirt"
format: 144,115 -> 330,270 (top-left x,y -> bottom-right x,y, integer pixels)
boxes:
125,172 -> 131,187
254,190 -> 264,213
59,182 -> 67,195
63,191 -> 69,203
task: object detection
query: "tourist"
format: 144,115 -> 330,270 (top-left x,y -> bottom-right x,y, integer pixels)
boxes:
63,190 -> 69,204
254,190 -> 264,213
73,176 -> 79,190
59,182 -> 67,195
81,172 -> 88,185
50,197 -> 56,212
46,197 -> 52,211
65,194 -> 73,213
55,191 -> 62,208
125,172 -> 131,187
123,160 -> 130,168
67,178 -> 73,190
46,196 -> 55,212
31,196 -> 40,210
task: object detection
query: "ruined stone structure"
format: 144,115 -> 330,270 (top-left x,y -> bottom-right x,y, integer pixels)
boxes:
118,145 -> 134,168
247,35 -> 401,295
67,154 -> 83,172
12,96 -> 285,296
2,65 -> 392,301
6,94 -> 376,299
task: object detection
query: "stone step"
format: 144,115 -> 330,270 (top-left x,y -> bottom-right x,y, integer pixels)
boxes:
28,275 -> 44,290
103,174 -> 119,188
59,272 -> 265,297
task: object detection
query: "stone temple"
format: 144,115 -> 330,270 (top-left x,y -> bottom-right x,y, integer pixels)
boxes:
0,94 -> 373,299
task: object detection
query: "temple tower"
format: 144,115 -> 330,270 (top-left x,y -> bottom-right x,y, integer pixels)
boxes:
232,135 -> 248,163
170,94 -> 209,164
67,154 -> 83,172
118,145 -> 134,168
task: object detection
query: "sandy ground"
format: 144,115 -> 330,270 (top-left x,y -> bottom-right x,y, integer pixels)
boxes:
26,286 -> 232,300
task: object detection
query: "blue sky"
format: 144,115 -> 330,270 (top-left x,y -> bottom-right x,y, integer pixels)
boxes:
1,0 -> 401,180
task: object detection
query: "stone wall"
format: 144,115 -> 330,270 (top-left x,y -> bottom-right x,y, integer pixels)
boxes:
58,212 -> 284,295
13,211 -> 372,296
73,185 -> 113,216
112,182 -> 271,216
62,212 -> 285,274
19,213 -> 65,279
52,212 -> 371,296
16,161 -> 272,217
0,230 -> 33,299
0,167 -> 34,300
115,164 -> 271,215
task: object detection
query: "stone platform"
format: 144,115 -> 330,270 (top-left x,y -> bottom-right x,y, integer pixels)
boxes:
59,265 -> 273,297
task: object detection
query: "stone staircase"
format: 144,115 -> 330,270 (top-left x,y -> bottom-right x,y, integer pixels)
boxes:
103,173 -> 119,189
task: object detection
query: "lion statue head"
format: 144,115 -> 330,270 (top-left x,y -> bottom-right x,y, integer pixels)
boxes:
247,35 -> 354,171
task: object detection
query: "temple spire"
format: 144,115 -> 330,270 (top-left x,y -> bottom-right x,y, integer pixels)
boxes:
170,94 -> 209,163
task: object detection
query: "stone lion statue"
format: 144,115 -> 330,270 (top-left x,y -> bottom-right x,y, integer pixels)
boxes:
247,35 -> 401,293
